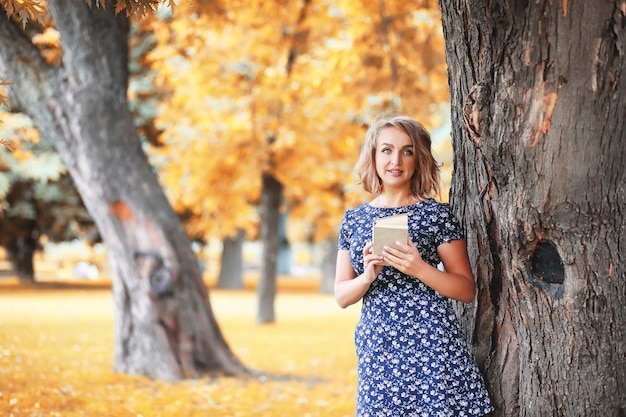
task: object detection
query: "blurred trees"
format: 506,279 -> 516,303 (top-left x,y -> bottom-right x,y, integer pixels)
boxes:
0,0 -> 245,380
148,0 -> 449,323
0,0 -> 451,378
3,1 -> 624,413
0,8 -> 167,281
0,110 -> 95,280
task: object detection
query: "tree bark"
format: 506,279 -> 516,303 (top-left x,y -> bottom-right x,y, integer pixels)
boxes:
0,1 -> 245,380
216,228 -> 245,290
257,172 -> 283,324
439,1 -> 626,416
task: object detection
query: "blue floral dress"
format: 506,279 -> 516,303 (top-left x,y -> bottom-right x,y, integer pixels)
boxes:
338,199 -> 494,417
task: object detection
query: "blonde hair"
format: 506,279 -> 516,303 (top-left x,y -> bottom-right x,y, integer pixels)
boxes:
354,112 -> 441,198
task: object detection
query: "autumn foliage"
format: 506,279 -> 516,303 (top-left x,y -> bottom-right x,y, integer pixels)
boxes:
145,0 -> 451,243
1,0 -> 452,254
0,0 -> 454,389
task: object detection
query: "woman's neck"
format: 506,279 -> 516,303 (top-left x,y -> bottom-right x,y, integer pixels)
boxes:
372,193 -> 421,208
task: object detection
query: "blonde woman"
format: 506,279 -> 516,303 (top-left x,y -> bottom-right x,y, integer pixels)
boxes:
335,113 -> 493,416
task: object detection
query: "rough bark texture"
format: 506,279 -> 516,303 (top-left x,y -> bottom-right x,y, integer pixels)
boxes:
439,1 -> 626,416
0,1 -> 245,380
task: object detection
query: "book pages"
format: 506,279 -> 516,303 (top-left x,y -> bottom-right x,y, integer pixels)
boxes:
372,213 -> 408,265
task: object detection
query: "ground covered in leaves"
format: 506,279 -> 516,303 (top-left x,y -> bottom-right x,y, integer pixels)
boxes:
0,279 -> 361,417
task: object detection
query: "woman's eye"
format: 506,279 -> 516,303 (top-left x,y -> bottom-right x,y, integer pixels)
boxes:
381,148 -> 391,154
402,149 -> 414,156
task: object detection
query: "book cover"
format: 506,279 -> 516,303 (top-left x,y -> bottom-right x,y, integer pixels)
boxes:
372,213 -> 408,265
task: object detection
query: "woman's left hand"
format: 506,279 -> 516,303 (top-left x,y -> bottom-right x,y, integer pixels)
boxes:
384,239 -> 477,303
382,240 -> 425,278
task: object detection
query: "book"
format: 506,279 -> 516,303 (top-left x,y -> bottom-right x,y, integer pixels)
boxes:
372,213 -> 408,265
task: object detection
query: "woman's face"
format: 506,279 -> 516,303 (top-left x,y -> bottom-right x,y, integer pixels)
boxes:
374,126 -> 416,192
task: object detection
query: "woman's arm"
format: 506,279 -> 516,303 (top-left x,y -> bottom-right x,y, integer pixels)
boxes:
334,244 -> 383,308
381,239 -> 476,303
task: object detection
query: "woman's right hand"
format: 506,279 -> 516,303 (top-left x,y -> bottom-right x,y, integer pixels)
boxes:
334,244 -> 383,308
362,242 -> 383,284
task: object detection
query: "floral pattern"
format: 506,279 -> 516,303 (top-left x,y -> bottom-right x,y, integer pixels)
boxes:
338,199 -> 494,417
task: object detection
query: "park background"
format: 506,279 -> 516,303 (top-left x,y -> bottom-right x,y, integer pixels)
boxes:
3,0 -> 625,416
0,1 -> 454,416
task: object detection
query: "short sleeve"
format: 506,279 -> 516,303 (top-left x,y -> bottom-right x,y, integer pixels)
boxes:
434,203 -> 464,246
337,212 -> 351,250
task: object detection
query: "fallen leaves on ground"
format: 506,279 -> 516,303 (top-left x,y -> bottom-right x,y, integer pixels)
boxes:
0,281 -> 361,417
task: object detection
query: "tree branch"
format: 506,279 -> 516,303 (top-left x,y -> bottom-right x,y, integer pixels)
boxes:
0,8 -> 55,112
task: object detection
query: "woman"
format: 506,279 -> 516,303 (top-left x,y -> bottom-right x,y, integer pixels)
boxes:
335,113 -> 493,416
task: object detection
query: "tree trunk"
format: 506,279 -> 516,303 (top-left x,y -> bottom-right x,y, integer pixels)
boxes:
319,236 -> 337,294
277,212 -> 291,275
439,1 -> 626,416
216,228 -> 245,290
256,172 -> 283,324
7,230 -> 37,282
0,1 -> 245,380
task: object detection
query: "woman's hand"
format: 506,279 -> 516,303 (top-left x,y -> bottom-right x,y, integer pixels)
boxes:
381,240 -> 425,278
362,242 -> 384,283
382,239 -> 476,303
334,244 -> 384,308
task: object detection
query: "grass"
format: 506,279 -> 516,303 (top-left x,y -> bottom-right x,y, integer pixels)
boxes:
0,279 -> 361,417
